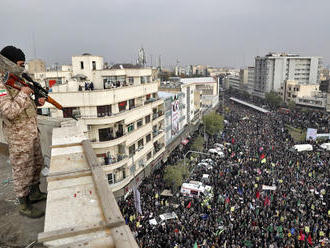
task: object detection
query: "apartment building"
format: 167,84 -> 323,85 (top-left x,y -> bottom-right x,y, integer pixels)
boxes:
280,80 -> 326,109
38,54 -> 165,197
158,91 -> 186,146
247,67 -> 255,94
159,81 -> 197,126
254,53 -> 322,98
224,75 -> 240,91
180,77 -> 219,109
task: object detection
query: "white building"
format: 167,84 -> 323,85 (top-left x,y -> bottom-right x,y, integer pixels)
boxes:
159,81 -> 197,127
37,54 -> 165,197
180,77 -> 219,109
225,75 -> 240,91
247,67 -> 255,94
254,53 -> 322,98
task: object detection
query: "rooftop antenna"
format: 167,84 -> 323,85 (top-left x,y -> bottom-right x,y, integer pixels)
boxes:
158,55 -> 161,70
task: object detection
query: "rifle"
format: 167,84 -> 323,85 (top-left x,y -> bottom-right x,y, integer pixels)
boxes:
4,72 -> 77,121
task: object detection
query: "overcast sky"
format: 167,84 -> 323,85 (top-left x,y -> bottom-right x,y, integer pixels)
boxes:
1,0 -> 329,68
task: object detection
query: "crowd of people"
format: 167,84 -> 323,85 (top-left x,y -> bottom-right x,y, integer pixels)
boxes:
118,95 -> 329,248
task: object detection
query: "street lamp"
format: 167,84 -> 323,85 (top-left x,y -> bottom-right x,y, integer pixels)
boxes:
183,150 -> 209,167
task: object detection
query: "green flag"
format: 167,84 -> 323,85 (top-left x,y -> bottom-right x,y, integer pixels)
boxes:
193,242 -> 198,248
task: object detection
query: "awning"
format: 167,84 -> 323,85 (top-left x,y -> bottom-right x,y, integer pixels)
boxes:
181,139 -> 189,145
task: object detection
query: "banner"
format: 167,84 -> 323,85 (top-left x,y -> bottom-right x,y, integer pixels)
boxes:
306,128 -> 317,141
133,186 -> 142,215
171,98 -> 180,135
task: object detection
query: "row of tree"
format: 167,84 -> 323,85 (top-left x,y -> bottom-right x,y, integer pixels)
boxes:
163,111 -> 225,191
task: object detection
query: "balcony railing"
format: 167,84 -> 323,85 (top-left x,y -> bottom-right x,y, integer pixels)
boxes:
154,143 -> 165,153
102,154 -> 128,166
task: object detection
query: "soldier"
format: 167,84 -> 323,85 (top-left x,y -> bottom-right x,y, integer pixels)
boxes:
0,46 -> 46,218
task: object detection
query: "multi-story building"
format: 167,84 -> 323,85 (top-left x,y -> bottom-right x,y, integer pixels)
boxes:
159,80 -> 197,127
180,77 -> 219,109
27,59 -> 46,74
247,67 -> 255,94
279,80 -> 327,109
38,54 -> 165,197
239,68 -> 248,91
158,91 -> 186,146
254,53 -> 322,98
224,75 -> 240,91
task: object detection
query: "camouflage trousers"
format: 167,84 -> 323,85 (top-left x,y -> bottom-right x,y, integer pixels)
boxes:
4,117 -> 44,197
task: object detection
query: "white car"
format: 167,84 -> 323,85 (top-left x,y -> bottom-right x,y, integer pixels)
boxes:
209,149 -> 225,157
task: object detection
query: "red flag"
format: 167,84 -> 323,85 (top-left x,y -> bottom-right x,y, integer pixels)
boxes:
307,234 -> 312,245
260,154 -> 265,160
264,196 -> 270,206
231,138 -> 235,144
299,230 -> 305,241
225,197 -> 230,204
49,80 -> 56,88
256,191 -> 260,199
186,201 -> 192,209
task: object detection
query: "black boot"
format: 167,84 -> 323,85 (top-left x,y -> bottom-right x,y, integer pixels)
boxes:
29,183 -> 47,203
18,196 -> 44,218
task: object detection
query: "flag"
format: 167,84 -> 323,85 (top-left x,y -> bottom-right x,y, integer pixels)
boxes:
49,79 -> 56,88
256,191 -> 260,199
193,242 -> 198,248
186,201 -> 192,209
261,158 -> 266,164
260,154 -> 265,160
307,234 -> 312,245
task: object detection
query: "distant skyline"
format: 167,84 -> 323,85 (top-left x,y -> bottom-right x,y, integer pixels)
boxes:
1,0 -> 329,68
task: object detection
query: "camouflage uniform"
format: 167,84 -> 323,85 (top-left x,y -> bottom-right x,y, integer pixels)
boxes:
0,78 -> 44,198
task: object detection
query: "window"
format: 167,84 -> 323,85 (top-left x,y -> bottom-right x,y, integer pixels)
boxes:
146,94 -> 151,100
128,77 -> 134,84
137,119 -> 143,128
122,170 -> 126,179
97,105 -> 111,117
63,107 -> 79,118
92,61 -> 96,70
141,76 -> 146,84
147,151 -> 152,160
118,101 -> 127,112
146,76 -> 151,83
138,139 -> 144,148
107,173 -> 116,184
129,99 -> 135,110
127,123 -> 134,133
98,127 -> 113,142
129,144 -> 135,156
80,61 -> 84,69
146,134 -> 151,143
145,115 -> 151,124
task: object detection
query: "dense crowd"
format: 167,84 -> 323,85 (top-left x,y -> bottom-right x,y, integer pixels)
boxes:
119,96 -> 329,248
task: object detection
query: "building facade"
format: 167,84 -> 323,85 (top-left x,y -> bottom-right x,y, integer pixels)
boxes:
159,91 -> 186,146
247,67 -> 255,94
37,55 -> 165,197
254,53 -> 322,98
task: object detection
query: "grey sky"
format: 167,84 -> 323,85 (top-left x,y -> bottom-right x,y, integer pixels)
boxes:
1,0 -> 329,68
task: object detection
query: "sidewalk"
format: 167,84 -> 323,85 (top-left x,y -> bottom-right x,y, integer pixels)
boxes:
0,154 -> 46,248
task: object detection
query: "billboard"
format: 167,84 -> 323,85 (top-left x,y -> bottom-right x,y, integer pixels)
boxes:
171,98 -> 180,136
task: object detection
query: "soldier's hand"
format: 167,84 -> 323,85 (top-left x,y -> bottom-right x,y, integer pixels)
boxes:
21,87 -> 34,95
38,97 -> 46,106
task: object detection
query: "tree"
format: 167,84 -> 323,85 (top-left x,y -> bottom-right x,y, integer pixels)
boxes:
163,161 -> 189,191
202,112 -> 224,136
191,135 -> 204,152
265,91 -> 283,108
287,100 -> 296,110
